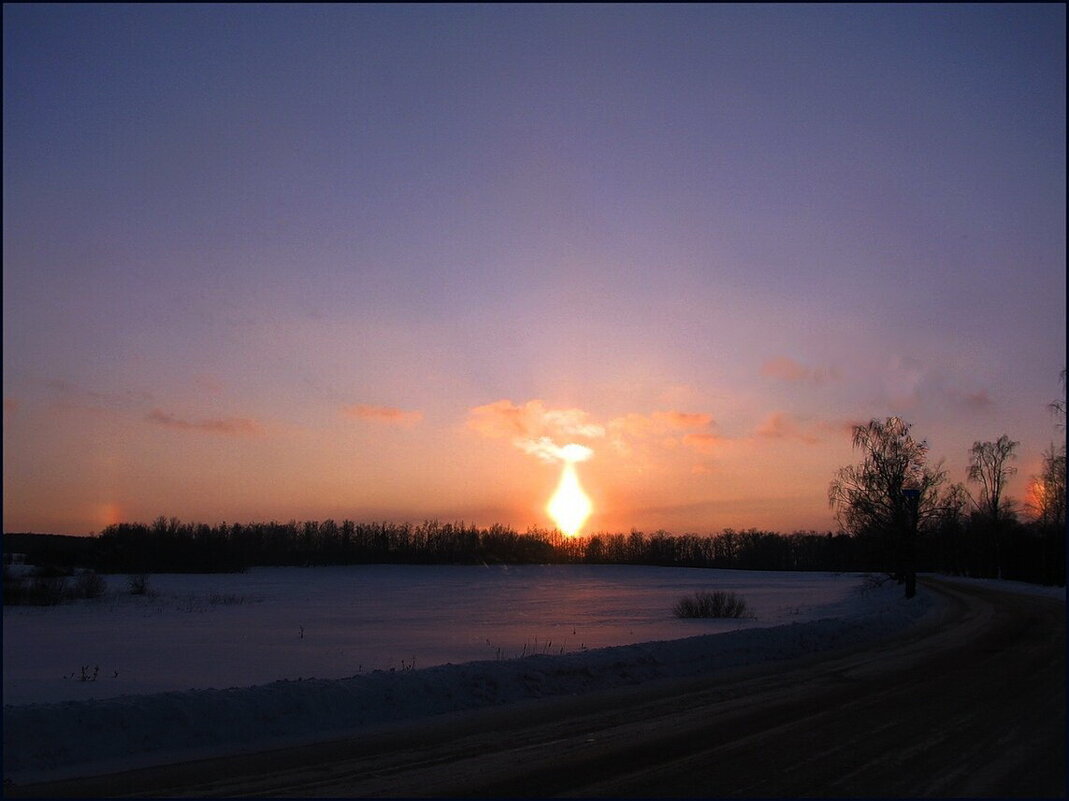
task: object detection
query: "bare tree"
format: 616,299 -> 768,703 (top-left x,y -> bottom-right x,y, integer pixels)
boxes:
1023,369 -> 1068,582
1030,368 -> 1067,529
1029,443 -> 1067,530
966,435 -> 1019,579
1050,368 -> 1066,429
967,435 -> 1019,523
829,417 -> 951,598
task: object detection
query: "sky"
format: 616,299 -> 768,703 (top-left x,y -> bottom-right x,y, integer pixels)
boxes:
3,4 -> 1065,536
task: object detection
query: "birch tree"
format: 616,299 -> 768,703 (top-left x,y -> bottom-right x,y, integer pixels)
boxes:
828,417 -> 951,598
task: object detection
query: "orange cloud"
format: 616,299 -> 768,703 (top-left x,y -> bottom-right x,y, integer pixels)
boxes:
467,399 -> 535,438
467,399 -> 723,472
342,404 -> 423,427
607,410 -> 713,438
466,399 -> 605,465
466,399 -> 603,440
3,398 -> 19,416
607,409 -> 720,468
682,432 -> 720,454
543,408 -> 605,438
146,408 -> 264,437
657,410 -> 714,429
753,412 -> 858,445
754,412 -> 824,444
761,356 -> 839,384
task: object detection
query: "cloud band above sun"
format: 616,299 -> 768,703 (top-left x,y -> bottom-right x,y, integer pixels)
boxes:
146,409 -> 264,437
466,398 -> 722,466
341,404 -> 423,427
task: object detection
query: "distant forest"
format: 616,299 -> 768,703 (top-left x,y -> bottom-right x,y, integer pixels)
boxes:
4,513 -> 1064,586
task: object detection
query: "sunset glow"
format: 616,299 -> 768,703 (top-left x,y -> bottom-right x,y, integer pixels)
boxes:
546,443 -> 594,537
547,461 -> 593,537
2,6 -> 1063,536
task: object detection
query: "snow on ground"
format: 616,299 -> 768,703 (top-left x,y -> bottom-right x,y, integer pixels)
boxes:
4,565 -> 899,705
920,572 -> 1066,600
4,566 -> 939,783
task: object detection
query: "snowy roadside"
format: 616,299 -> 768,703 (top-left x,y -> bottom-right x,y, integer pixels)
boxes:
920,573 -> 1066,601
4,578 -> 938,785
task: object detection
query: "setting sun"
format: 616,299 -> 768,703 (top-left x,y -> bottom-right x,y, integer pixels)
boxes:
547,460 -> 593,537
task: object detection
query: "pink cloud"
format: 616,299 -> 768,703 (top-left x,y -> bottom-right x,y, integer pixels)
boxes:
3,398 -> 19,416
36,376 -> 154,409
467,399 -> 541,439
146,408 -> 265,437
958,390 -> 993,411
761,356 -> 839,385
342,404 -> 423,427
882,357 -> 997,414
607,410 -> 713,438
754,412 -> 822,444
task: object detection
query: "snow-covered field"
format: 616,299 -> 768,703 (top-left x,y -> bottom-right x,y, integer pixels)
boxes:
4,565 -> 942,783
5,565 -> 909,705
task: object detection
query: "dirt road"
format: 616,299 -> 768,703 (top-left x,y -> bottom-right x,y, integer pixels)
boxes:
9,578 -> 1065,798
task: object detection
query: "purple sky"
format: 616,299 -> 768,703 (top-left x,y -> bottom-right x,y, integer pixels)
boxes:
3,4 -> 1065,535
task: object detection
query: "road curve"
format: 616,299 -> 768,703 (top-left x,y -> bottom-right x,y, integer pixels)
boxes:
8,578 -> 1065,798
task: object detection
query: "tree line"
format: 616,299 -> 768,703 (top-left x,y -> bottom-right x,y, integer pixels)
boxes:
5,520 -> 860,574
3,507 -> 1062,586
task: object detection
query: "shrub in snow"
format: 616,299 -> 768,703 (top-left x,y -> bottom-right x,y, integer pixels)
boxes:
73,570 -> 107,599
673,590 -> 748,618
26,576 -> 67,605
2,563 -> 19,604
4,566 -> 110,605
862,573 -> 894,591
128,574 -> 150,596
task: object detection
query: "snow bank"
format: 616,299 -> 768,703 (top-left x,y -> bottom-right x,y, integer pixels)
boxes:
920,573 -> 1066,601
3,578 -> 936,784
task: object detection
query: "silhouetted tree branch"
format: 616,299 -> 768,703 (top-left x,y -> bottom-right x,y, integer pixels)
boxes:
828,417 -> 955,597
